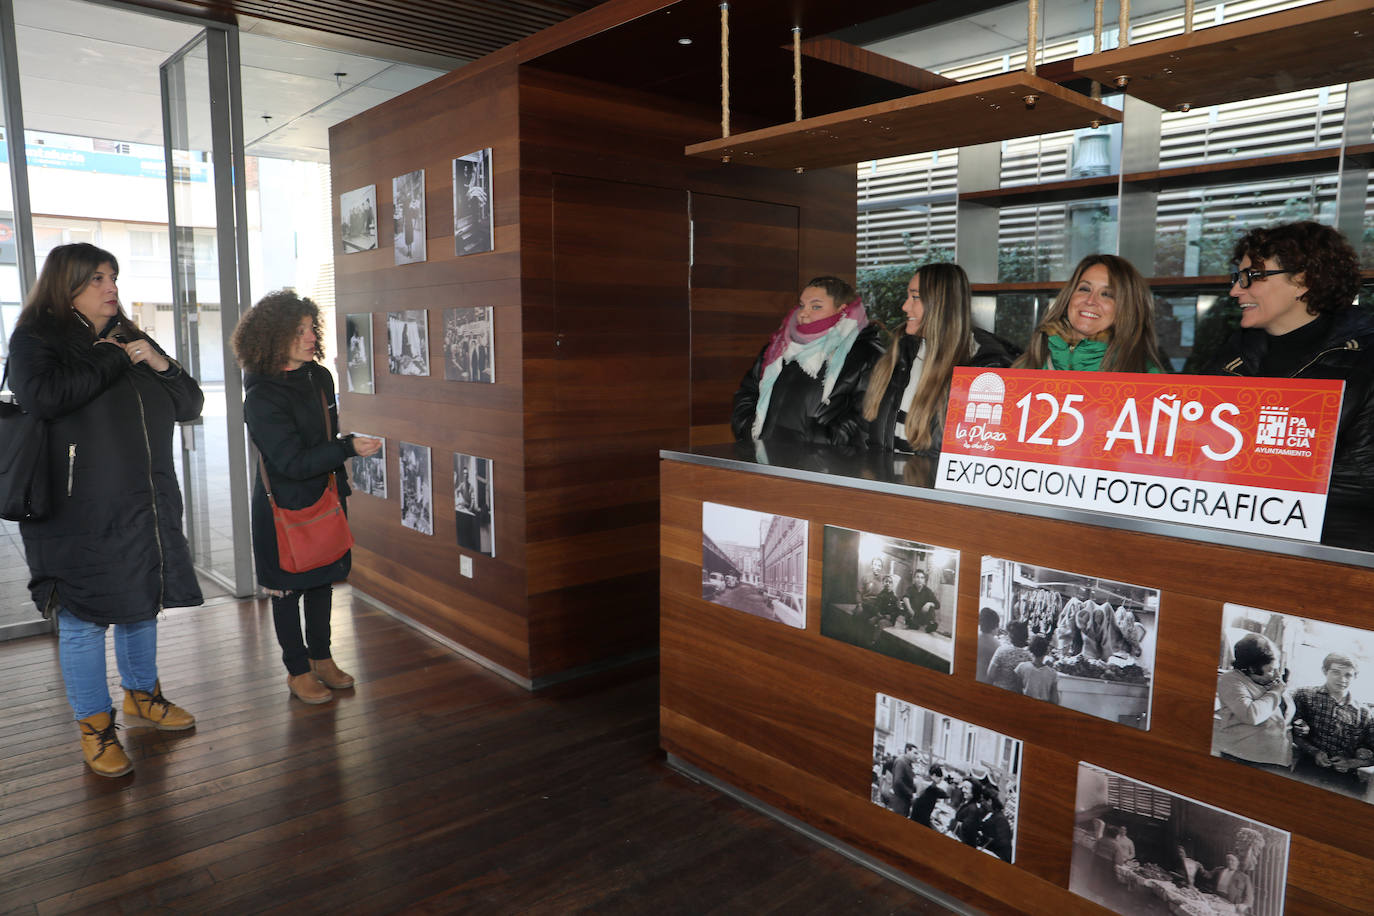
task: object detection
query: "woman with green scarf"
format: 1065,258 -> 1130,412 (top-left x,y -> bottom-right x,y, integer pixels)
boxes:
1013,255 -> 1167,374
732,276 -> 879,445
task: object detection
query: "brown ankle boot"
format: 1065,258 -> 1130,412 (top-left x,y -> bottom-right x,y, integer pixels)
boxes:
122,680 -> 195,731
287,672 -> 333,704
78,710 -> 133,777
311,657 -> 355,689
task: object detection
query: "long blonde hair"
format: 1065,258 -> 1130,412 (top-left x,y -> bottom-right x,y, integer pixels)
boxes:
1013,254 -> 1164,372
862,263 -> 974,451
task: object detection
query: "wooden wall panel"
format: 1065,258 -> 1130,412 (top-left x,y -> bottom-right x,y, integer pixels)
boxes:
515,67 -> 857,679
689,194 -> 799,446
331,59 -> 857,684
330,60 -> 531,677
660,459 -> 1374,914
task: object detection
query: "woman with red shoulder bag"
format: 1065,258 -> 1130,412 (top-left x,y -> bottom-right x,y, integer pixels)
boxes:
232,291 -> 381,704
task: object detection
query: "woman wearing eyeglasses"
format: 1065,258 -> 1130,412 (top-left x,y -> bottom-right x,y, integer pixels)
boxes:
1204,220 -> 1374,550
1012,254 -> 1166,373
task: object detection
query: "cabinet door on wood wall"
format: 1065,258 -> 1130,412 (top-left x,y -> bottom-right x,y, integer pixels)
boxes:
550,174 -> 691,442
688,193 -> 800,446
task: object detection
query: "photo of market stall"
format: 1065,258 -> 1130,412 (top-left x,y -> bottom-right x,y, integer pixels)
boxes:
979,557 -> 1158,729
1071,762 -> 1288,916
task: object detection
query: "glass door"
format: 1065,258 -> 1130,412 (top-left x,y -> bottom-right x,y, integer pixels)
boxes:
161,28 -> 254,596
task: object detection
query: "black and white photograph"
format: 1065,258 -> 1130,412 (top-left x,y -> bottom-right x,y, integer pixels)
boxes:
701,501 -> 806,629
820,526 -> 958,674
454,452 -> 494,557
977,557 -> 1159,731
349,434 -> 386,499
344,313 -> 374,394
339,184 -> 377,253
452,148 -> 493,256
443,306 -> 494,383
398,441 -> 432,536
386,310 -> 430,377
871,692 -> 1022,864
1213,603 -> 1374,804
1071,762 -> 1289,916
392,168 -> 426,264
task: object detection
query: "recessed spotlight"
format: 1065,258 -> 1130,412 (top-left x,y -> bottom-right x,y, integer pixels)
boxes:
678,37 -> 692,45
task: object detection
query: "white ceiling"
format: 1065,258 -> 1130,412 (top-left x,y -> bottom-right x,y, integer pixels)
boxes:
9,0 -> 448,162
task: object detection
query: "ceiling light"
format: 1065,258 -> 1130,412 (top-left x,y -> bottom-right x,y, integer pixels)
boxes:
678,38 -> 692,45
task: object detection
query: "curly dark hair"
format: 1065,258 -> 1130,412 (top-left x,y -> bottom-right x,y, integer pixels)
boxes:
231,289 -> 324,376
1232,221 -> 1360,317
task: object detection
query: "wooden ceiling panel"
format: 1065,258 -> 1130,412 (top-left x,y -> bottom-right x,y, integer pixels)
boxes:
1073,0 -> 1374,111
685,73 -> 1121,171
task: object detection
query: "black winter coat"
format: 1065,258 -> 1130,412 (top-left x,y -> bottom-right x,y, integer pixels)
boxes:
731,324 -> 881,446
8,318 -> 204,624
861,327 -> 1020,454
244,362 -> 358,590
1204,308 -> 1374,551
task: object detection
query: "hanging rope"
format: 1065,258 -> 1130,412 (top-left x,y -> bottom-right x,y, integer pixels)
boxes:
1183,0 -> 1195,33
1120,0 -> 1131,48
1091,0 -> 1103,102
1026,0 -> 1040,74
793,27 -> 802,122
720,3 -> 731,139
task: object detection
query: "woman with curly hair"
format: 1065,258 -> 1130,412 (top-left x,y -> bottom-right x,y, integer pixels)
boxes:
232,291 -> 380,704
1204,221 -> 1374,550
1013,254 -> 1166,373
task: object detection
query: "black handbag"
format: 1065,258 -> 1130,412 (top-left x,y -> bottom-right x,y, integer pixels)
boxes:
0,365 -> 51,521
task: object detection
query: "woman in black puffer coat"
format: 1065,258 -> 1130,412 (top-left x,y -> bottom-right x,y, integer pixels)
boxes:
731,276 -> 880,446
8,243 -> 203,777
233,290 -> 381,705
860,262 -> 1018,454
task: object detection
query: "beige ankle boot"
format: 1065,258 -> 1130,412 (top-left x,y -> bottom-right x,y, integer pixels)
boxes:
288,672 -> 333,704
311,657 -> 355,689
78,709 -> 133,777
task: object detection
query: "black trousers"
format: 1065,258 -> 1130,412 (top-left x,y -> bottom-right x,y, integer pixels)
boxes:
271,584 -> 333,676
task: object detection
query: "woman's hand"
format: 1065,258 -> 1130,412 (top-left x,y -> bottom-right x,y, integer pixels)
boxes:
119,340 -> 171,373
353,436 -> 382,457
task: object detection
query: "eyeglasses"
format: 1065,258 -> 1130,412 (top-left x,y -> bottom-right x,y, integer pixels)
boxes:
1229,267 -> 1288,289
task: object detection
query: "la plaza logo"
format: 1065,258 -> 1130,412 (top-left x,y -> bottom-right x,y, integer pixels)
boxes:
962,372 -> 1007,426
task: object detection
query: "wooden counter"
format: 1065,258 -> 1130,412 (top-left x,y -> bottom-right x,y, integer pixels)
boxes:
660,444 -> 1374,915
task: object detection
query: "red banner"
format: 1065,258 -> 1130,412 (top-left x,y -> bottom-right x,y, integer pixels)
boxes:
936,369 -> 1343,541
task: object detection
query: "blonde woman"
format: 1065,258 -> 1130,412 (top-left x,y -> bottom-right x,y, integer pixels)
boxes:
861,263 -> 1017,454
1014,254 -> 1166,373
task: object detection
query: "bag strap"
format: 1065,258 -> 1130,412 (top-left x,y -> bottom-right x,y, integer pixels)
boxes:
257,368 -> 339,508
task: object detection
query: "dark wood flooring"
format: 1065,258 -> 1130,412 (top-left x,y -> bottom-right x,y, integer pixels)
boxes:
0,589 -> 957,915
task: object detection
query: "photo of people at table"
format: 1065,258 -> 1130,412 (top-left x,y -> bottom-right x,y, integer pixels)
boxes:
1213,604 -> 1374,804
821,526 -> 958,674
1071,762 -> 1289,916
977,558 -> 1158,730
871,692 -> 1022,864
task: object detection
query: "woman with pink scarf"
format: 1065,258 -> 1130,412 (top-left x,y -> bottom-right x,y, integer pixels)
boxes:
731,276 -> 879,445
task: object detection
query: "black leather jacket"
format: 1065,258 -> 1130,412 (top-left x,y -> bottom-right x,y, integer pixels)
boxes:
1204,308 -> 1374,551
731,324 -> 881,447
861,327 -> 1020,454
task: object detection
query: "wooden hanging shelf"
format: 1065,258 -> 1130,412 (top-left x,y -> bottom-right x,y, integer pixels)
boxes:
684,73 -> 1121,171
1073,0 -> 1374,112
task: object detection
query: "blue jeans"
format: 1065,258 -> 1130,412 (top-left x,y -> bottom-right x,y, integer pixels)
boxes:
57,609 -> 159,721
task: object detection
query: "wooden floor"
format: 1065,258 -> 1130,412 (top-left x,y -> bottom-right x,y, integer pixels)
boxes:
0,589 -> 957,915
